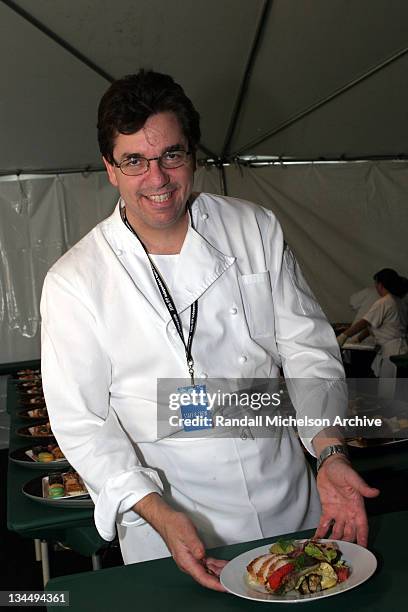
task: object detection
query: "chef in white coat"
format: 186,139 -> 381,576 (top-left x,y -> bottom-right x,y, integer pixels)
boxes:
338,268 -> 408,377
41,70 -> 379,591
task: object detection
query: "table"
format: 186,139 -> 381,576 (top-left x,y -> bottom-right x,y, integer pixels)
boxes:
341,345 -> 377,378
390,353 -> 408,377
46,510 -> 407,612
6,377 -> 107,585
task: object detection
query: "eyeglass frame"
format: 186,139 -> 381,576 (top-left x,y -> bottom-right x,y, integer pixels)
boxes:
112,148 -> 192,176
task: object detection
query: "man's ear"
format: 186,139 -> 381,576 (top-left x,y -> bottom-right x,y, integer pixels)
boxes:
103,157 -> 119,187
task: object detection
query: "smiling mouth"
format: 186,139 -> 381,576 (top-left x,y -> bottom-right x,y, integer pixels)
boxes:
143,191 -> 174,203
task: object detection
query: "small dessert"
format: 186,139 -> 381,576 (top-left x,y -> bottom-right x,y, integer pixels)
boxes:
27,408 -> 48,419
28,422 -> 52,437
50,445 -> 64,460
48,474 -> 65,498
62,471 -> 87,496
37,451 -> 54,462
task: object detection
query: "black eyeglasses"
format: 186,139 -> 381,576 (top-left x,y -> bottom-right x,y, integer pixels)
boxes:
113,149 -> 192,176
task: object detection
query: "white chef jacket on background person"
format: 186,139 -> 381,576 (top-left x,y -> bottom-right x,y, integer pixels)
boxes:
40,192 -> 346,564
363,293 -> 408,377
349,287 -> 378,323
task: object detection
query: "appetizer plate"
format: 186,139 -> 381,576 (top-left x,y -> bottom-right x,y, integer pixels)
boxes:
18,399 -> 47,409
16,423 -> 55,440
18,409 -> 48,420
9,447 -> 69,469
17,391 -> 44,402
220,539 -> 377,603
22,475 -> 93,508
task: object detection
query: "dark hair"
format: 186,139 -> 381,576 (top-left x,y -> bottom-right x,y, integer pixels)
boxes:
373,268 -> 407,298
97,70 -> 201,164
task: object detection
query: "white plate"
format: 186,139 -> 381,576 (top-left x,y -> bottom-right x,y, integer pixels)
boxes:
22,475 -> 93,509
342,343 -> 376,351
220,539 -> 377,603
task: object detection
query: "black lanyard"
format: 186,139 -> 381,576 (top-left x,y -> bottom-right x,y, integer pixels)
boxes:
120,204 -> 198,385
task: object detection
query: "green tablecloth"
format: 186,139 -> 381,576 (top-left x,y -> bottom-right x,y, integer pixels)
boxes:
7,379 -> 106,554
46,510 -> 406,612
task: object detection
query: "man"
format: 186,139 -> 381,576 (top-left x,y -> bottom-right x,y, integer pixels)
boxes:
41,70 -> 379,591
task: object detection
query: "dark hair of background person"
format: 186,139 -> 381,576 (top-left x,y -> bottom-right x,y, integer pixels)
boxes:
373,268 -> 408,298
97,70 -> 201,165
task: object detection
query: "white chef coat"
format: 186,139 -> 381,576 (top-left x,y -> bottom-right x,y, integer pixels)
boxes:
364,293 -> 408,377
40,193 -> 346,563
349,286 -> 377,345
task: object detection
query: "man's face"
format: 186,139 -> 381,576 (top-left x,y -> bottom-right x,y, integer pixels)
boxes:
104,111 -> 194,233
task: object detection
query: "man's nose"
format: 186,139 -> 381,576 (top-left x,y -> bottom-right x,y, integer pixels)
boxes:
146,159 -> 170,187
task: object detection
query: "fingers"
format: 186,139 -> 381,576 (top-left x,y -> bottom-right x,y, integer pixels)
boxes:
353,506 -> 369,547
169,522 -> 227,591
205,557 -> 229,577
342,521 -> 356,542
331,519 -> 346,540
343,466 -> 380,498
185,557 -> 227,591
314,515 -> 333,539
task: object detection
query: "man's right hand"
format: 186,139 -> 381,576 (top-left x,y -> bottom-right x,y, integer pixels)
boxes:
133,493 -> 227,591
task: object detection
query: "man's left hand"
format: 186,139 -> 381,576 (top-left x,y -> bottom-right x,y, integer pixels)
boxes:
314,456 -> 380,547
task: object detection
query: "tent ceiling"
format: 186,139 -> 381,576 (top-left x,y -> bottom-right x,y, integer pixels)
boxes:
1,0 -> 408,172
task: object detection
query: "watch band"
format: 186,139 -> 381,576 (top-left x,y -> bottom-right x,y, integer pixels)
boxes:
316,444 -> 349,472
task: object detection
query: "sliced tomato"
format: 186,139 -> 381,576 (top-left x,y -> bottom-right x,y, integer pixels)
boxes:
268,563 -> 295,592
335,566 -> 350,583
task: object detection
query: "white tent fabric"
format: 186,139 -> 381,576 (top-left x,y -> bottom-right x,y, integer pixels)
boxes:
1,161 -> 406,364
1,1 -> 408,446
0,172 -> 117,362
201,162 -> 408,320
1,0 -> 408,171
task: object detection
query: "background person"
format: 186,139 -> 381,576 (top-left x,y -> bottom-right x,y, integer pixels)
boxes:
337,268 -> 408,377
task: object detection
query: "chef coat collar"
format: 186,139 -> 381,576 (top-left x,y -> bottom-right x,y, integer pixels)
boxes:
108,197 -> 235,317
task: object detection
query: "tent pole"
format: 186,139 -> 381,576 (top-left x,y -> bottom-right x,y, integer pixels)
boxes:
1,0 -> 114,82
232,44 -> 408,156
220,165 -> 228,196
221,0 -> 273,158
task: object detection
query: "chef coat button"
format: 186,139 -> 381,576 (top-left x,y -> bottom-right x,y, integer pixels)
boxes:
229,307 -> 238,315
239,355 -> 248,364
116,249 -> 123,256
199,372 -> 208,379
201,213 -> 209,220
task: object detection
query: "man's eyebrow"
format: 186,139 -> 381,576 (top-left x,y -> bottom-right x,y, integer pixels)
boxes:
164,143 -> 187,153
118,144 -> 187,162
118,151 -> 143,161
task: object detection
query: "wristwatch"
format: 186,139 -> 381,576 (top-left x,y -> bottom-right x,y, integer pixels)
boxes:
316,444 -> 349,472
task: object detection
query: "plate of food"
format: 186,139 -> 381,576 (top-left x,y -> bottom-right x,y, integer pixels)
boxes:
9,444 -> 69,469
13,369 -> 41,381
18,397 -> 46,409
17,387 -> 44,399
220,538 -> 377,603
17,422 -> 54,440
18,408 -> 48,420
17,380 -> 42,389
22,472 -> 93,508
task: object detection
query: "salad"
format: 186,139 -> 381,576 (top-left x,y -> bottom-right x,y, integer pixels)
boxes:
246,539 -> 350,595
